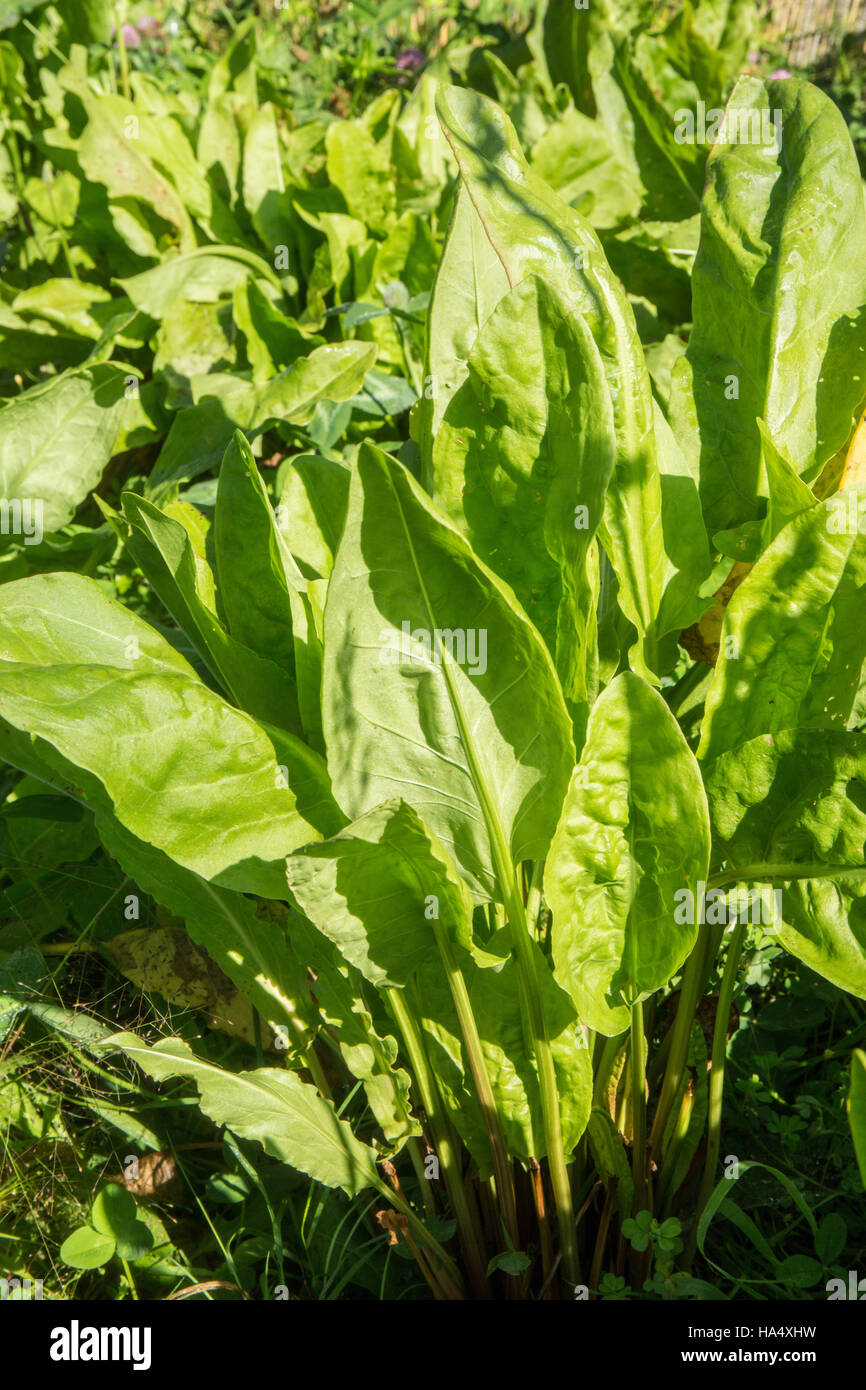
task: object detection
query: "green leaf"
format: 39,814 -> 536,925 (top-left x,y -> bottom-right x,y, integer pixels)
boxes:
234,281 -> 323,380
670,77 -> 866,534
430,273 -> 616,718
487,1249 -> 531,1277
621,1214 -> 651,1251
9,996 -> 115,1049
814,1212 -> 847,1265
91,1184 -> 138,1237
546,672 -> 710,1033
89,1178 -> 155,1267
586,1107 -> 634,1216
287,800 -> 474,989
758,421 -> 817,549
0,576 -> 320,898
325,120 -> 395,236
778,1255 -> 823,1289
117,247 -> 275,319
435,83 -> 667,681
113,1221 -> 155,1263
603,36 -> 705,222
529,105 -> 642,231
242,103 -> 290,249
243,341 -> 376,432
0,363 -> 130,544
849,1050 -> 866,1190
101,1032 -> 382,1197
75,94 -> 195,247
121,490 -> 303,735
698,488 -> 866,763
153,298 -> 235,380
276,453 -> 350,580
59,1226 -> 116,1271
215,432 -> 323,747
416,182 -> 509,486
705,728 -> 866,997
12,279 -> 117,341
653,399 -> 712,638
323,442 -> 574,899
179,342 -> 376,439
0,571 -> 194,675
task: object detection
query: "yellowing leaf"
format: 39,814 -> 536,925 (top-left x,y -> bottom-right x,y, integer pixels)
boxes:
108,926 -> 277,1050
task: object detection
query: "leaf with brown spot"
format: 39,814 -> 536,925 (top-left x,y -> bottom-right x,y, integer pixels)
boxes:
679,561 -> 751,666
840,409 -> 866,489
107,926 -> 277,1050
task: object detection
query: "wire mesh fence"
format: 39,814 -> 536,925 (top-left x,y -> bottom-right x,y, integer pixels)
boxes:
764,0 -> 866,66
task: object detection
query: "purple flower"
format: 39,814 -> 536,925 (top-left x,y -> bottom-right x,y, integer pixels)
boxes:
769,67 -> 793,79
136,15 -> 159,37
395,48 -> 425,71
111,22 -> 141,48
747,49 -> 759,62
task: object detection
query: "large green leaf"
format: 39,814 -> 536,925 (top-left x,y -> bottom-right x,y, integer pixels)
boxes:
704,728 -> 866,997
242,103 -> 290,249
698,487 -> 866,763
415,182 -> 509,484
145,402 -> 239,501
322,442 -> 574,899
215,432 -> 323,747
653,399 -> 713,638
670,77 -> 866,534
286,800 -> 474,989
606,34 -> 705,221
75,94 -> 195,247
0,364 -> 129,546
0,575 -> 319,898
102,1033 -> 381,1197
529,105 -> 642,231
117,247 -> 276,319
430,273 -> 616,717
325,120 -> 395,236
0,571 -> 194,674
276,453 -> 350,581
121,490 -> 303,735
546,672 -> 710,1033
184,341 -> 377,435
233,281 -> 323,381
435,84 -> 666,680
